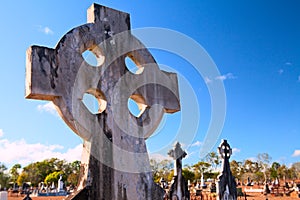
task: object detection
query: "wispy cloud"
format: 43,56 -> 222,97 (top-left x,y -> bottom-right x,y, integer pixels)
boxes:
204,77 -> 212,84
204,73 -> 236,84
285,62 -> 292,66
292,150 -> 300,157
215,73 -> 237,81
232,148 -> 240,156
0,129 -> 3,138
37,102 -> 57,116
149,153 -> 171,161
0,130 -> 82,167
37,25 -> 54,35
191,140 -> 202,147
278,69 -> 284,75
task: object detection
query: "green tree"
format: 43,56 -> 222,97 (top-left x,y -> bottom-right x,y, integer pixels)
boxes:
270,162 -> 280,179
205,152 -> 221,170
150,159 -> 173,183
16,172 -> 28,186
9,164 -> 21,184
257,153 -> 271,182
44,171 -> 64,185
230,160 -> 243,179
192,161 -> 211,180
0,163 -> 9,189
67,161 -> 81,186
20,158 -> 79,186
291,162 -> 300,179
243,159 -> 259,173
182,168 -> 195,182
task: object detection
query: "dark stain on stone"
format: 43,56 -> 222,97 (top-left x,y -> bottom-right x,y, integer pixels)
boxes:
104,24 -> 111,39
35,47 -> 58,89
35,47 -> 48,77
125,15 -> 130,30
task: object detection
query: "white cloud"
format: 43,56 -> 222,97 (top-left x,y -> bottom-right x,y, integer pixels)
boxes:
285,62 -> 292,66
232,148 -> 240,156
191,141 -> 202,147
44,27 -> 54,35
37,102 -> 57,116
0,129 -> 3,138
204,77 -> 212,84
0,134 -> 82,167
149,153 -> 171,162
292,150 -> 300,157
278,69 -> 284,75
215,73 -> 236,81
37,25 -> 54,35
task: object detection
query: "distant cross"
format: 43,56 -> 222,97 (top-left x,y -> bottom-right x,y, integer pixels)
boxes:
25,3 -> 180,199
168,142 -> 187,161
218,139 -> 232,160
168,142 -> 189,200
217,140 -> 237,200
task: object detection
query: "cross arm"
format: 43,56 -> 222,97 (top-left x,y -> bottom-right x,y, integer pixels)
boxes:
133,68 -> 181,114
25,45 -> 60,100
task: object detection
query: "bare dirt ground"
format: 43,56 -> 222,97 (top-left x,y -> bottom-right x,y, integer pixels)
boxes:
8,196 -> 64,200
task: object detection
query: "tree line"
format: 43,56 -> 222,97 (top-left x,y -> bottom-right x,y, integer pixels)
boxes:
151,152 -> 300,184
0,158 -> 80,190
1,152 -> 300,190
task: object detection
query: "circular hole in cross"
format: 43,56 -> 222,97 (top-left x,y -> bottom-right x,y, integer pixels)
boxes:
128,94 -> 147,117
82,88 -> 107,114
82,47 -> 105,67
125,56 -> 144,74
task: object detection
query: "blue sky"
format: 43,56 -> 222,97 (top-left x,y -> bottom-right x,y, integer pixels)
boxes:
0,0 -> 300,169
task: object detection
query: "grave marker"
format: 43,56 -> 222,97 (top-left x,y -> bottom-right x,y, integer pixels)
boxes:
26,3 -> 180,199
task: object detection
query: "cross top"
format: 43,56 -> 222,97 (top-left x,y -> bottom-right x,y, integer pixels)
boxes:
25,3 -> 180,144
218,139 -> 232,160
168,142 -> 187,160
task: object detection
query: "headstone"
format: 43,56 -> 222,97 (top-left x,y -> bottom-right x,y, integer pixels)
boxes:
25,3 -> 180,200
167,142 -> 190,200
58,175 -> 64,192
0,191 -> 7,200
216,139 -> 237,200
246,177 -> 251,186
200,173 -> 207,188
210,180 -> 217,193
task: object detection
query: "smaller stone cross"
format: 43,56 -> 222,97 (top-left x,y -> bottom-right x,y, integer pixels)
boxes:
168,142 -> 187,176
168,142 -> 189,200
216,140 -> 237,200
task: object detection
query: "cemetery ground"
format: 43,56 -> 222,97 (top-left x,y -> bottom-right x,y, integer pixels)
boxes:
5,184 -> 300,200
5,193 -> 300,200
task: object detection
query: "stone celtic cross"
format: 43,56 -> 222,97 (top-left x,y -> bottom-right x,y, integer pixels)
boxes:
216,140 -> 237,200
25,3 -> 180,199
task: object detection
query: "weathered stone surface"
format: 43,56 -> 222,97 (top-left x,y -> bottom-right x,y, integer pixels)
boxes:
216,140 -> 237,200
25,3 -> 180,200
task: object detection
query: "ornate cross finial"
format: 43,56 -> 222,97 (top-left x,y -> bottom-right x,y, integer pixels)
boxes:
168,142 -> 187,160
218,139 -> 232,160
